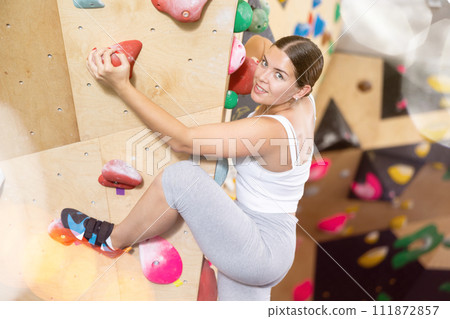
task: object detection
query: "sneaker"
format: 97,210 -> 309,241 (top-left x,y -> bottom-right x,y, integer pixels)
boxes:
48,208 -> 129,258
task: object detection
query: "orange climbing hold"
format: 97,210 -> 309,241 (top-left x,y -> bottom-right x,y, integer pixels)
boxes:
47,219 -> 127,258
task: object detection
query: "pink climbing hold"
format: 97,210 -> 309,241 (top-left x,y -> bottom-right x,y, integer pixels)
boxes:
396,98 -> 408,111
397,64 -> 406,74
101,159 -> 142,188
151,0 -> 209,23
228,37 -> 246,74
317,212 -> 351,233
292,279 -> 314,301
309,158 -> 331,182
139,236 -> 183,284
351,172 -> 383,200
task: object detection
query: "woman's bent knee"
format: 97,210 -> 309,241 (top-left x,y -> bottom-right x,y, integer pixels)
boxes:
161,160 -> 206,209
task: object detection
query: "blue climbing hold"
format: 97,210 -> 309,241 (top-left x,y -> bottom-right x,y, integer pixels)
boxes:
313,0 -> 322,9
214,158 -> 229,186
314,14 -> 326,37
294,23 -> 310,37
73,0 -> 105,9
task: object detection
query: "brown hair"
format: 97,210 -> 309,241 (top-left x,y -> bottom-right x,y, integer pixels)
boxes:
273,35 -> 324,96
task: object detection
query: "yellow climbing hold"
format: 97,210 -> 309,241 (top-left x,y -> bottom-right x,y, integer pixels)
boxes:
432,162 -> 446,170
342,226 -> 354,237
427,75 -> 450,93
390,215 -> 407,229
414,142 -> 431,158
419,124 -> 449,143
440,96 -> 450,109
123,246 -> 132,253
357,246 -> 389,268
365,231 -> 380,244
173,279 -> 184,287
400,199 -> 414,210
387,164 -> 415,185
345,205 -> 359,213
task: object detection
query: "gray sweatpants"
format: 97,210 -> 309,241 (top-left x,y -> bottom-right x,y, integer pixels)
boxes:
161,160 -> 298,301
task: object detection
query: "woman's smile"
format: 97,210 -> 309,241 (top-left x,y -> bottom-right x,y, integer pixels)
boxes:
254,83 -> 268,94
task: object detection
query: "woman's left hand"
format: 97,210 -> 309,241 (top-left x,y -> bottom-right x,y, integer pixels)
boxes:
86,47 -> 131,93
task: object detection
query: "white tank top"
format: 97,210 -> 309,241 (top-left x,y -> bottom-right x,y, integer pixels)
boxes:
233,95 -> 316,213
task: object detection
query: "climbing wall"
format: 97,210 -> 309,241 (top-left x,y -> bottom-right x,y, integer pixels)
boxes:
0,0 -> 80,161
272,52 -> 450,301
0,0 -> 238,300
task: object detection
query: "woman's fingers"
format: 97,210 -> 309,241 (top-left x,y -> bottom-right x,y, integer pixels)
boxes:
101,48 -> 116,68
86,49 -> 99,77
93,48 -> 106,72
85,46 -> 131,91
116,52 -> 129,66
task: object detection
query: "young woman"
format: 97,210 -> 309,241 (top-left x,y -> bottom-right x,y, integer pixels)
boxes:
60,35 -> 323,300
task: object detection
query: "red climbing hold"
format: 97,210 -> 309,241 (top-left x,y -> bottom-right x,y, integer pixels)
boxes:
197,258 -> 218,301
102,40 -> 142,79
151,0 -> 209,23
110,40 -> 142,78
228,56 -> 259,95
98,174 -> 135,189
100,159 -> 142,188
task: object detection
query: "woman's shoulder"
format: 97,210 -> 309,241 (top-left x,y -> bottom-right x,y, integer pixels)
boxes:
277,98 -> 315,136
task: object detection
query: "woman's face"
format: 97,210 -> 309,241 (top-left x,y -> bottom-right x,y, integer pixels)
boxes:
251,45 -> 300,106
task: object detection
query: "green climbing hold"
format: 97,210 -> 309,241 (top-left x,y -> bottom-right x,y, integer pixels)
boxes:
225,90 -> 238,109
234,0 -> 253,33
392,224 -> 443,269
335,2 -> 341,23
260,0 -> 271,15
439,282 -> 450,293
443,168 -> 450,180
328,40 -> 335,55
248,8 -> 269,33
73,0 -> 105,8
377,292 -> 392,301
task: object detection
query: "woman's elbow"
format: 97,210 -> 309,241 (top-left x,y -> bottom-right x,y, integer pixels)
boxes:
170,140 -> 192,154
